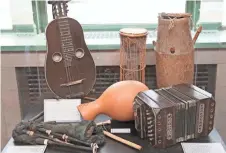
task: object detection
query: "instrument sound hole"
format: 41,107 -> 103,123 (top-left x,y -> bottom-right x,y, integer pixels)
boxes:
52,52 -> 62,62
170,47 -> 175,54
75,48 -> 85,59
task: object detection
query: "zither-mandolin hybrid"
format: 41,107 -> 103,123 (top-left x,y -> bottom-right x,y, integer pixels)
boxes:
45,0 -> 96,99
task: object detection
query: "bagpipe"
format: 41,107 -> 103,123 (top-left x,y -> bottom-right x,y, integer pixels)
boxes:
12,111 -> 106,153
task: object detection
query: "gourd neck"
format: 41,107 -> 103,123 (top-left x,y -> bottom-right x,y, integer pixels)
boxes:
77,99 -> 102,120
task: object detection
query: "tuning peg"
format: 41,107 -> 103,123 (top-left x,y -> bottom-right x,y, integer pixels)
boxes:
62,0 -> 71,3
48,0 -> 70,5
48,0 -> 56,5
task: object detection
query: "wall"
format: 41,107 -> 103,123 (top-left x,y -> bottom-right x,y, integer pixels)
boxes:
215,63 -> 226,142
1,65 -> 21,149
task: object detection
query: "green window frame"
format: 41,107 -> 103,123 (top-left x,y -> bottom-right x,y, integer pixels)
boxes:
0,24 -> 35,33
186,0 -> 201,30
32,0 -> 48,33
186,0 -> 223,31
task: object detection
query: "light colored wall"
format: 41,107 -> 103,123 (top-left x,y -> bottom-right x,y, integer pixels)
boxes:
215,63 -> 226,142
1,66 -> 21,150
1,49 -> 226,149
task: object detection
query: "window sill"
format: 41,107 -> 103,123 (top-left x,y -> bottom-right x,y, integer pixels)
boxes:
1,30 -> 226,52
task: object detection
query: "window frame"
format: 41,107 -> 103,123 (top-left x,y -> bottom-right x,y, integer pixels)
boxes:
186,0 -> 200,30
32,0 -> 48,34
0,24 -> 34,33
194,0 -> 224,30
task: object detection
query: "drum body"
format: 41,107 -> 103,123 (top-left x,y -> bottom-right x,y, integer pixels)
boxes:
155,13 -> 194,88
119,28 -> 148,83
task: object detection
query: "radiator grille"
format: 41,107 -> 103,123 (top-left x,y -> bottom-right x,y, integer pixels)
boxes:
16,64 -> 216,117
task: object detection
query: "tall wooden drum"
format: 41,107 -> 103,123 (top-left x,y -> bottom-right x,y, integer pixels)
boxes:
155,13 -> 194,88
119,28 -> 148,83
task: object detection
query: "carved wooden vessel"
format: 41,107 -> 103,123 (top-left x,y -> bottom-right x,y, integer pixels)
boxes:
154,13 -> 196,88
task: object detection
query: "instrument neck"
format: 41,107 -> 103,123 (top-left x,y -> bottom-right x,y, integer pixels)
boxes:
49,1 -> 73,67
57,18 -> 74,67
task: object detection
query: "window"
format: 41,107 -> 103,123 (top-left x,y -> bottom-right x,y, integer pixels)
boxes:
223,0 -> 226,26
47,0 -> 186,30
198,0 -> 225,29
1,0 -> 225,33
0,0 -> 34,31
0,0 -> 12,30
199,1 -> 224,23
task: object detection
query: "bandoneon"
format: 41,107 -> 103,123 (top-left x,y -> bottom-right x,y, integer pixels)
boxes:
133,84 -> 216,148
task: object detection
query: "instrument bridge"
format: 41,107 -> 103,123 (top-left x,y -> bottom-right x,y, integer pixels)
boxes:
60,78 -> 86,87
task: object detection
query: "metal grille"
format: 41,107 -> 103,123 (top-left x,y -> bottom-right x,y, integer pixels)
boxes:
16,64 -> 216,117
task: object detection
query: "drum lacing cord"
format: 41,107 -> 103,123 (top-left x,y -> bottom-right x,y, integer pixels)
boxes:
168,16 -> 177,30
168,15 -> 194,30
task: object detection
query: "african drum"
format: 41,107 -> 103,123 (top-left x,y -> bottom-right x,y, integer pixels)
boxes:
119,28 -> 148,83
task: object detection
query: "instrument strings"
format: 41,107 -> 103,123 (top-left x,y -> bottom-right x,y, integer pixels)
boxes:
63,3 -> 73,95
64,20 -> 73,95
56,3 -> 73,95
56,2 -> 84,97
61,2 -> 84,97
59,21 -> 72,95
62,24 -> 82,95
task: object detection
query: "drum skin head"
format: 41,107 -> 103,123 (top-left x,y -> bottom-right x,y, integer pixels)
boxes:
120,28 -> 148,37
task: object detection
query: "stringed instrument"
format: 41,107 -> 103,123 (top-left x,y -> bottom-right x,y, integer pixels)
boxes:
45,0 -> 96,98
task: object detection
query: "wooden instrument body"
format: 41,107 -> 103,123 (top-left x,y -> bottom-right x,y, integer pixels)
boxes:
77,81 -> 149,121
45,5 -> 96,98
